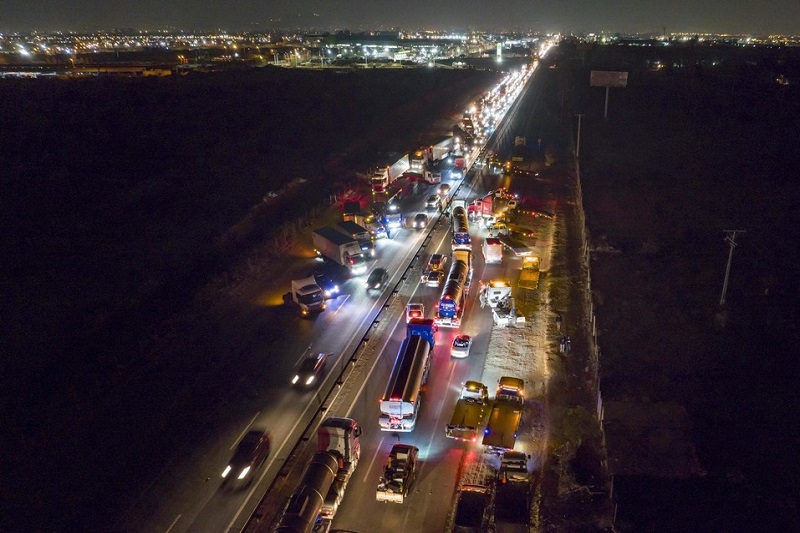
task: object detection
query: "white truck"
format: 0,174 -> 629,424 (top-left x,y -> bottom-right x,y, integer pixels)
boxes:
483,237 -> 503,264
290,277 -> 326,317
313,227 -> 368,276
375,444 -> 418,504
275,417 -> 362,532
481,279 -> 512,309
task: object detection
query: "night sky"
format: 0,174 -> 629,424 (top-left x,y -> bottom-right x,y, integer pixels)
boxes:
2,0 -> 797,35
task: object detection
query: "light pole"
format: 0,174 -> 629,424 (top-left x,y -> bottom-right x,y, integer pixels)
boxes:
719,230 -> 745,306
575,113 -> 585,158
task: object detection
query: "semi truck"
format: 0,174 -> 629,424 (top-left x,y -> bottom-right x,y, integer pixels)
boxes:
274,417 -> 362,533
379,319 -> 436,432
483,237 -> 503,264
370,154 -> 410,194
494,451 -> 532,532
446,381 -> 489,442
482,377 -> 525,451
375,444 -> 418,504
336,221 -> 376,258
312,227 -> 368,276
289,277 -> 326,316
518,256 -> 540,290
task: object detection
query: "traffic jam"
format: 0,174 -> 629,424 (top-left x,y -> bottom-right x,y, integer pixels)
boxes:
224,60 -> 550,533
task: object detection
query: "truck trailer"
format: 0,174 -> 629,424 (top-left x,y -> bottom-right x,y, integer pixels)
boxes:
274,417 -> 362,533
312,227 -> 368,276
483,237 -> 503,264
379,320 -> 436,432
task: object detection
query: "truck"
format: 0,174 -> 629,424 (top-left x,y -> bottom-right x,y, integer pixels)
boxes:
313,227 -> 368,276
518,256 -> 540,290
371,166 -> 390,194
336,221 -> 376,258
496,230 -> 534,257
494,451 -> 532,532
274,417 -> 362,532
290,276 -> 326,317
375,444 -> 419,504
409,149 -> 428,173
445,381 -> 489,442
468,189 -> 518,223
508,136 -> 526,170
482,237 -> 503,264
370,154 -> 410,194
379,319 -> 436,432
481,279 -> 512,309
482,377 -> 524,451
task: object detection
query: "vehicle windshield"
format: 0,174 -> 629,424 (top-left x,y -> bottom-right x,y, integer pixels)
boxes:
454,336 -> 470,347
298,291 -> 323,305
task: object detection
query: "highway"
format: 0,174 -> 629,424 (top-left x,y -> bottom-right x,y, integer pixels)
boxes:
119,55 -> 546,533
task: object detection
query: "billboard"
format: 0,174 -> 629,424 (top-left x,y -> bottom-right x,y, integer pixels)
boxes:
590,70 -> 629,87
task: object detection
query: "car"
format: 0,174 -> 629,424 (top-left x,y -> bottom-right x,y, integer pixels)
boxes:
425,270 -> 445,288
222,430 -> 271,486
413,213 -> 429,229
312,271 -> 339,299
427,253 -> 448,272
406,303 -> 424,323
425,194 -> 441,209
453,484 -> 489,532
438,183 -> 451,196
451,334 -> 472,358
365,268 -> 389,293
292,352 -> 329,387
365,220 -> 387,239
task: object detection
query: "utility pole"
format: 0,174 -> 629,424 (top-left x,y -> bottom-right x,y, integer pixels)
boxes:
719,230 -> 745,306
575,113 -> 585,158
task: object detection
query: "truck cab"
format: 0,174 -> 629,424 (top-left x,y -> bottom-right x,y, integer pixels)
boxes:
290,277 -> 326,316
375,444 -> 418,504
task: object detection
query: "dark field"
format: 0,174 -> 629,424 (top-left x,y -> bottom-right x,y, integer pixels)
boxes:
567,42 -> 800,532
0,66 -> 501,528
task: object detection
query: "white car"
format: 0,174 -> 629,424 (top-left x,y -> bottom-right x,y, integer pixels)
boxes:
451,334 -> 472,358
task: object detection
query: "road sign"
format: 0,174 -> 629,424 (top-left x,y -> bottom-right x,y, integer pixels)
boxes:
590,70 -> 629,87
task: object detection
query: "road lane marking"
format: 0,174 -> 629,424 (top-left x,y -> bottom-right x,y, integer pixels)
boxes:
330,294 -> 351,318
362,437 -> 386,483
164,514 -> 181,533
230,411 -> 261,450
